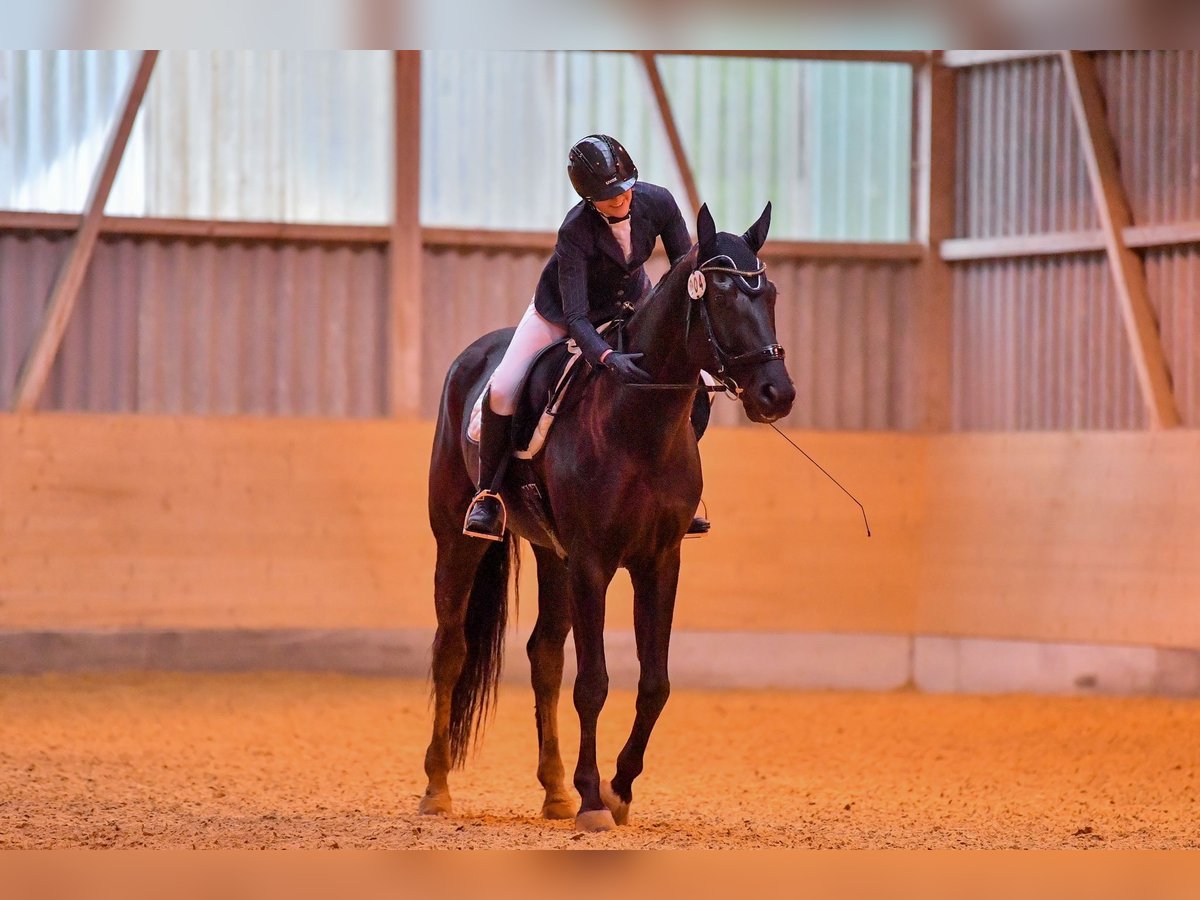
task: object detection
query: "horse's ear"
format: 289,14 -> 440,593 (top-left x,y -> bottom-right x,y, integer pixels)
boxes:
742,201 -> 772,253
697,203 -> 717,259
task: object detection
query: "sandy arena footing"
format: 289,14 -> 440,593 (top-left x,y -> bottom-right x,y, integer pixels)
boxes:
1,673 -> 1197,849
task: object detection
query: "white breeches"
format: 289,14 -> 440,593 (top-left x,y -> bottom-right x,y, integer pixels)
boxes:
488,299 -> 568,415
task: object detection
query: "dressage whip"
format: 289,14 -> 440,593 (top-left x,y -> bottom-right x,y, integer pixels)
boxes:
625,378 -> 871,536
765,422 -> 871,537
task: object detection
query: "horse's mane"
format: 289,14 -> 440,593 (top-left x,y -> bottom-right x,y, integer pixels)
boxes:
627,244 -> 698,330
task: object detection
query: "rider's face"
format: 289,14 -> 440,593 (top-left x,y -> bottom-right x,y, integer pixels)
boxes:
592,190 -> 632,218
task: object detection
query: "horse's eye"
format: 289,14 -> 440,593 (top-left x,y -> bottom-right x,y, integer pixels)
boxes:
711,273 -> 733,291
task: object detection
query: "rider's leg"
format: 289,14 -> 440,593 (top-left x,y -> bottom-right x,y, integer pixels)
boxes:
685,373 -> 716,538
463,301 -> 566,540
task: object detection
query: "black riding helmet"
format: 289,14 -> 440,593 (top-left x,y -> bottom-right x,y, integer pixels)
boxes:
567,134 -> 638,202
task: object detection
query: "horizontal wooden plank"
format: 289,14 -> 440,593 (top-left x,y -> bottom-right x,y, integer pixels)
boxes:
421,227 -> 556,252
942,220 -> 1200,260
649,49 -> 928,66
0,211 -> 390,243
0,210 -> 926,261
941,230 -> 1106,260
941,50 -> 1057,68
762,240 -> 923,261
1125,220 -> 1200,249
7,209 -> 1195,263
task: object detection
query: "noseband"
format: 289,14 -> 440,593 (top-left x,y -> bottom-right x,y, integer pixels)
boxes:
688,255 -> 786,396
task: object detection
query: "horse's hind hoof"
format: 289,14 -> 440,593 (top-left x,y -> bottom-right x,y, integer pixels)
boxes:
418,791 -> 453,816
600,780 -> 630,825
575,809 -> 617,833
541,795 -> 575,820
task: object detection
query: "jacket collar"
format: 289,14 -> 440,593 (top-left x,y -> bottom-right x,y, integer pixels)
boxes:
591,186 -> 644,270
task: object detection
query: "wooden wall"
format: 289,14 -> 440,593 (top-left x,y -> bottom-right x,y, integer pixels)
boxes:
2,414 -> 1198,648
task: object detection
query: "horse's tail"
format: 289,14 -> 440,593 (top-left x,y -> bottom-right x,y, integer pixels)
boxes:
447,531 -> 521,769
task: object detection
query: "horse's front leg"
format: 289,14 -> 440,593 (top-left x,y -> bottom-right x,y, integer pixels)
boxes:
569,555 -> 618,832
603,545 -> 681,825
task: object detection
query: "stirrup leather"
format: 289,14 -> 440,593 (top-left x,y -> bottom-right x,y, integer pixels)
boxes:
462,489 -> 507,541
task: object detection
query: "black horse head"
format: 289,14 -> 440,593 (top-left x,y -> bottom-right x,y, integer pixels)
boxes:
693,202 -> 795,424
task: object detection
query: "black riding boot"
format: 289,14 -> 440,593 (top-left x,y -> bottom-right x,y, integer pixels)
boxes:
463,394 -> 513,541
686,385 -> 712,538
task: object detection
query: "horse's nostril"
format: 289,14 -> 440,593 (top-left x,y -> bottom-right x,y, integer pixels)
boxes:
760,383 -> 779,406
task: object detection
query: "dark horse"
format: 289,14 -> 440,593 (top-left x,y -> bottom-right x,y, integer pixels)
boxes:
421,202 -> 795,831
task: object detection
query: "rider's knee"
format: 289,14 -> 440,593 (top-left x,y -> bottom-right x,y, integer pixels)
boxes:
488,382 -> 517,416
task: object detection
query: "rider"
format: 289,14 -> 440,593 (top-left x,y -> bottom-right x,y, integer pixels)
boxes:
463,133 -> 712,541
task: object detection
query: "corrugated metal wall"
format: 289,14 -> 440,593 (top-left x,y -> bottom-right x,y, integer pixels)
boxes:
1145,246 -> 1200,426
418,247 -> 921,430
0,233 -> 68,410
950,51 -> 1199,430
955,56 -> 1097,238
0,50 -> 393,222
953,256 -> 1145,430
763,258 -> 920,429
0,51 -> 141,213
0,233 -> 388,416
1096,51 -> 1200,227
130,51 -> 392,223
0,235 -> 920,427
422,51 -> 912,240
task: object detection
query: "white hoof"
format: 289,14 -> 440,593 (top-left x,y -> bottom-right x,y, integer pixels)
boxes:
575,809 -> 617,833
600,780 -> 630,826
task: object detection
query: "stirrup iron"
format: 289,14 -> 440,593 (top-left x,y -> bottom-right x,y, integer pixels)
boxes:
462,489 -> 507,541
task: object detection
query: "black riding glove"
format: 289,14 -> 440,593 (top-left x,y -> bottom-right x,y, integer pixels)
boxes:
603,351 -> 652,384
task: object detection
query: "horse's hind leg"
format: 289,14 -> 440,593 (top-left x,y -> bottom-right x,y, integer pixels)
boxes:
527,544 -> 573,819
420,533 -> 488,816
603,547 -> 681,825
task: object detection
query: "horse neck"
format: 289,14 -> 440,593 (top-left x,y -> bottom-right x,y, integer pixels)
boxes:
602,265 -> 706,440
623,267 -> 704,387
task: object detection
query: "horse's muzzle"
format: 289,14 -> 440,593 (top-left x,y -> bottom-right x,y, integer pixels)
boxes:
741,362 -> 795,424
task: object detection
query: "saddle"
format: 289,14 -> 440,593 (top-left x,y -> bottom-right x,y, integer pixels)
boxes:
468,323 -> 613,458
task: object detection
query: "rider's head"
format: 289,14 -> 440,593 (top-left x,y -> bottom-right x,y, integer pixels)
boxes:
568,134 -> 637,218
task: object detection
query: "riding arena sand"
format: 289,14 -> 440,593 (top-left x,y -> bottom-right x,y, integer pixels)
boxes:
1,672 -> 1198,850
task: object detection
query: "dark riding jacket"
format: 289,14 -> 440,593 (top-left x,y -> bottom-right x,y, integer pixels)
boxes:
534,181 -> 692,366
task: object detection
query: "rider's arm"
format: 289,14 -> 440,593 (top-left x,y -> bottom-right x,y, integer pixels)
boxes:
557,231 -> 613,367
653,185 -> 693,265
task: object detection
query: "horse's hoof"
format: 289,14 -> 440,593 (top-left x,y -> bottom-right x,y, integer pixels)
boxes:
600,780 -> 631,826
541,794 -> 576,820
418,791 -> 453,816
575,809 -> 617,833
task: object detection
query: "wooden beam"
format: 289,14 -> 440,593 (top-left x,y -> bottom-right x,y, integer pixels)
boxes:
12,51 -> 158,414
1125,220 -> 1200,249
638,52 -> 701,222
422,227 -> 556,253
941,50 -> 1056,68
651,50 -> 927,66
913,53 -> 957,431
940,230 -> 1106,261
760,240 -> 923,262
942,221 -> 1200,262
0,211 -> 927,261
389,51 -> 422,418
96,216 -> 389,244
1061,50 -> 1179,428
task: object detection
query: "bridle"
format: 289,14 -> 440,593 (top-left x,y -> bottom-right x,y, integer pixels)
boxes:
685,254 -> 786,397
